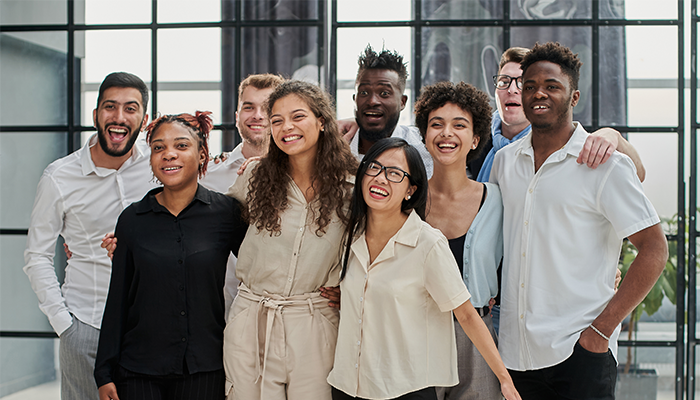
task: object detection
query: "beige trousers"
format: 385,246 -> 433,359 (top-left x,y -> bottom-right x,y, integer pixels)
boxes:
223,283 -> 339,400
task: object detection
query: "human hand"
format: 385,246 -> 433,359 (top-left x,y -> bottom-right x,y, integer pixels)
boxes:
319,286 -> 340,309
577,129 -> 619,169
63,243 -> 73,260
212,152 -> 230,164
98,382 -> 120,400
579,326 -> 610,354
500,380 -> 522,400
337,119 -> 358,143
614,267 -> 622,292
237,156 -> 261,175
101,232 -> 117,261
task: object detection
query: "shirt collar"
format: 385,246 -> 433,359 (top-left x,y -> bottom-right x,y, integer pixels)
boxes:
134,184 -> 212,214
514,122 -> 586,160
80,134 -> 148,176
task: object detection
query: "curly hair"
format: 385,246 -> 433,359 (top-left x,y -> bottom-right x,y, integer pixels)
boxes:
246,80 -> 359,236
356,44 -> 408,92
414,81 -> 492,164
145,111 -> 213,178
521,42 -> 582,91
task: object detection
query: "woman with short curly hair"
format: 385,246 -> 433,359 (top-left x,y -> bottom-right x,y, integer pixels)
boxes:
415,81 -> 504,400
223,80 -> 358,400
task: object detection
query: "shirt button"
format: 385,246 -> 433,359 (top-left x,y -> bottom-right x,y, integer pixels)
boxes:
358,319 -> 362,323
299,227 -> 303,232
357,341 -> 361,345
178,259 -> 183,264
466,244 -> 470,249
177,237 -> 181,242
181,311 -> 186,316
528,189 -> 533,193
182,337 -> 186,342
520,314 -> 524,319
522,252 -> 526,257
355,364 -> 358,368
524,220 -> 528,226
179,285 -> 184,291
288,277 -> 293,282
521,283 -> 524,288
359,297 -> 363,302
364,274 -> 368,279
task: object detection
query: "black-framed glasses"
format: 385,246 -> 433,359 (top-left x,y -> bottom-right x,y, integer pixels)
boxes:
493,74 -> 523,90
364,161 -> 411,184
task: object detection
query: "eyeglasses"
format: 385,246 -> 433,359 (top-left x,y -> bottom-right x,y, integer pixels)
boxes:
364,161 -> 411,184
493,74 -> 523,90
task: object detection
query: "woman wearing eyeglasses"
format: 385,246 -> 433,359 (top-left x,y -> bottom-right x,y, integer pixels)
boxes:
326,137 -> 520,400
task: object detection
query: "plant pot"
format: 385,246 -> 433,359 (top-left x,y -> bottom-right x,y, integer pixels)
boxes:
615,367 -> 658,400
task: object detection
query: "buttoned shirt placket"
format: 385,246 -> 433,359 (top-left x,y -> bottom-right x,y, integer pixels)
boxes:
283,183 -> 309,296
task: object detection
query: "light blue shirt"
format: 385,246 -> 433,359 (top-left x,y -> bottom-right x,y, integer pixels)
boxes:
461,182 -> 503,308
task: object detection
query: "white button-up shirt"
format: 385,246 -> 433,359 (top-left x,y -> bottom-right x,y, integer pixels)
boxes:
327,211 -> 470,399
491,123 -> 659,371
23,135 -> 155,335
350,124 -> 434,178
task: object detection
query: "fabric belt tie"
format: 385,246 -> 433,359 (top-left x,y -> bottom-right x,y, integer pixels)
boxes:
236,283 -> 325,399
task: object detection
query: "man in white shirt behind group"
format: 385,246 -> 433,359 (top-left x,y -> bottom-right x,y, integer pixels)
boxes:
491,42 -> 668,400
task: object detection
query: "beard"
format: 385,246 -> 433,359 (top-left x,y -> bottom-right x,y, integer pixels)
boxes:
239,128 -> 269,148
357,111 -> 401,143
97,124 -> 140,157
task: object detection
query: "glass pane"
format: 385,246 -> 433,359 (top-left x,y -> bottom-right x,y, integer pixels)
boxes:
84,0 -> 151,24
0,0 -> 66,25
421,27 -> 500,99
337,0 -> 411,22
620,0 -> 677,20
627,27 -> 677,80
0,133 -> 68,229
598,26 -> 628,127
240,27 -> 320,82
627,132 -> 677,219
628,89 -> 677,126
84,30 -> 152,84
423,0 -> 502,20
0,32 -> 67,126
158,28 -> 221,82
242,0 -> 318,20
209,129 -> 223,159
510,26 -> 592,125
0,337 -> 58,397
510,0 -> 590,19
158,0 -> 221,23
157,90 -> 222,125
616,345 -> 680,399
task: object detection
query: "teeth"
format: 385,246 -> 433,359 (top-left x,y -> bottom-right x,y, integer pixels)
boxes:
365,112 -> 381,116
109,127 -> 127,133
164,167 -> 181,171
438,143 -> 456,149
370,187 -> 388,196
534,105 -> 547,110
283,135 -> 301,142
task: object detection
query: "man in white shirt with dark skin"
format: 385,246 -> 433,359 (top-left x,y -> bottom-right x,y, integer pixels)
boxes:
24,72 -> 153,400
491,42 -> 668,400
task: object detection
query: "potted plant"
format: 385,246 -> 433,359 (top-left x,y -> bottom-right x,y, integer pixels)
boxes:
615,217 -> 679,399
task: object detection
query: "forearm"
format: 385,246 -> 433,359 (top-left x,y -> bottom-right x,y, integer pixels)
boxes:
454,300 -> 512,384
612,130 -> 646,182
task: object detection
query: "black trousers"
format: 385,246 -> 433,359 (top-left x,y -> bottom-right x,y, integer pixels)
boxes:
114,365 -> 225,400
508,341 -> 617,400
332,386 -> 438,400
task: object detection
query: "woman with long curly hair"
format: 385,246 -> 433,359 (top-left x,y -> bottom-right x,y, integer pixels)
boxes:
223,80 -> 358,400
94,112 -> 247,400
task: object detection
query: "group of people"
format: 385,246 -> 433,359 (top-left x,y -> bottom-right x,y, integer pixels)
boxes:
23,41 -> 667,400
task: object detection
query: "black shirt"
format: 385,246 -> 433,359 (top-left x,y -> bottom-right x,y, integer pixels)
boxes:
94,185 -> 247,386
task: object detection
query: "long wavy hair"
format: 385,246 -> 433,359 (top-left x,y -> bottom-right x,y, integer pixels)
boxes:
245,80 -> 358,236
340,138 -> 428,279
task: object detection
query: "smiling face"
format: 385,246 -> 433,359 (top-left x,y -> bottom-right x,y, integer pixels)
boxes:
362,148 -> 416,217
149,122 -> 205,191
424,102 -> 479,168
270,94 -> 324,159
495,62 -> 530,137
354,69 -> 408,143
93,87 -> 148,157
236,86 -> 274,147
522,60 -> 580,132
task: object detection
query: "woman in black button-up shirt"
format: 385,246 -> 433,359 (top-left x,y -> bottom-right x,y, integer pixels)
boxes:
94,112 -> 247,400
